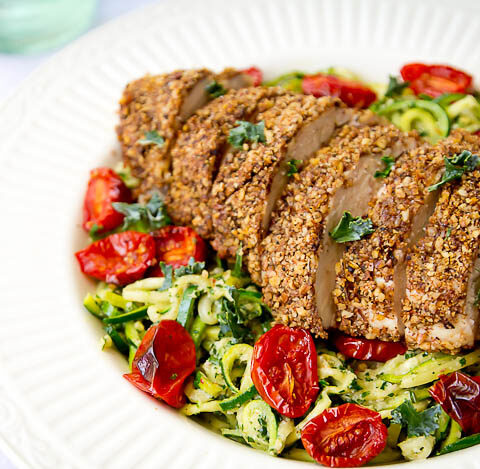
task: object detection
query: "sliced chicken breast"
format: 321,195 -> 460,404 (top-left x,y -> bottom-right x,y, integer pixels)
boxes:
117,69 -> 212,196
117,68 -> 253,198
210,95 -> 351,283
403,130 -> 480,353
335,131 -> 480,343
167,87 -> 287,238
262,121 -> 418,337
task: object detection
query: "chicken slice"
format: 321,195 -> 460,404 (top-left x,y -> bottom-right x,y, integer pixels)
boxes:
210,94 -> 352,283
403,130 -> 480,353
335,131 -> 480,343
262,121 -> 418,337
167,87 -> 288,238
117,68 -> 252,198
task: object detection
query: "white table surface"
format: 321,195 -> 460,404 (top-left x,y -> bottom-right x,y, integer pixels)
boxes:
0,5 -> 159,469
2,0 -> 480,467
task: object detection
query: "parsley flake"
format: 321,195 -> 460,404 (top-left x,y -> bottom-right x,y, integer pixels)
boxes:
205,80 -> 227,98
391,400 -> 442,437
228,120 -> 266,149
174,257 -> 205,277
112,192 -> 171,232
330,211 -> 375,243
385,75 -> 410,98
374,155 -> 395,178
157,263 -> 173,291
287,159 -> 302,176
350,379 -> 362,391
428,150 -> 480,192
138,130 -> 165,147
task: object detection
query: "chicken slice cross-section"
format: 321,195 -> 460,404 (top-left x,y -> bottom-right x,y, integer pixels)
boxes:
262,120 -> 419,337
403,130 -> 480,353
167,87 -> 288,238
209,94 -> 352,283
335,130 -> 480,343
117,68 -> 253,198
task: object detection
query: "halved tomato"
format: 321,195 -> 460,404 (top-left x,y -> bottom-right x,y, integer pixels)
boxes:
251,324 -> 319,418
75,231 -> 155,285
124,320 -> 196,408
149,226 -> 206,275
302,73 -> 377,108
301,403 -> 387,467
82,167 -> 131,234
333,333 -> 407,362
400,63 -> 473,97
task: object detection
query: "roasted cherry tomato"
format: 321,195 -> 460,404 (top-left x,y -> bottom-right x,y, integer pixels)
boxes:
400,63 -> 473,97
75,231 -> 155,285
149,226 -> 206,275
82,167 -> 131,233
429,371 -> 480,434
124,320 -> 196,408
251,324 -> 319,418
302,73 -> 377,108
333,333 -> 407,362
301,403 -> 387,467
242,66 -> 263,86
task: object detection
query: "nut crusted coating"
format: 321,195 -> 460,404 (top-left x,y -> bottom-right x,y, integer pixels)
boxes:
210,95 -> 345,281
262,121 -> 416,337
403,130 -> 480,353
167,87 -> 288,238
117,69 -> 212,196
334,131 -> 480,343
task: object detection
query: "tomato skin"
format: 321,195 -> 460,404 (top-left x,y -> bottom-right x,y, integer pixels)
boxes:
251,325 -> 319,418
429,372 -> 480,434
333,333 -> 407,362
242,66 -> 263,86
124,320 -> 196,408
400,63 -> 473,97
302,73 -> 377,108
149,226 -> 206,275
82,167 -> 131,233
75,231 -> 155,285
301,403 -> 387,467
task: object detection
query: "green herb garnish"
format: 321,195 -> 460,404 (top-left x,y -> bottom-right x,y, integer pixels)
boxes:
158,263 -> 173,291
206,80 -> 227,98
174,257 -> 205,277
112,192 -> 171,232
228,120 -> 266,149
287,159 -> 302,176
138,130 -> 165,147
350,379 -> 362,391
329,211 -> 375,243
391,401 -> 442,437
384,75 -> 410,98
374,155 -> 395,178
89,223 -> 103,240
428,150 -> 480,192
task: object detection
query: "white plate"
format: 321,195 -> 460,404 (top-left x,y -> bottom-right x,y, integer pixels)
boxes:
1,0 -> 480,467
